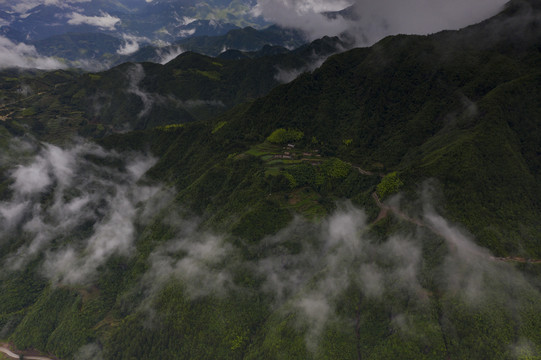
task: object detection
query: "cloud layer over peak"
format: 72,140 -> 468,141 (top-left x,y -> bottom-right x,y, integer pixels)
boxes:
256,0 -> 508,45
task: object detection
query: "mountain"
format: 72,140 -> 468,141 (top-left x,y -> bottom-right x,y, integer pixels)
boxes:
0,0 -> 270,70
0,0 -> 265,42
173,24 -> 306,56
1,1 -> 541,359
32,33 -> 123,66
1,24 -> 306,71
124,25 -> 307,61
0,35 -> 345,138
171,19 -> 240,39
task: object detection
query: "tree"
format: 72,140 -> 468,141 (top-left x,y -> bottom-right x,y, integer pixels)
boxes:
266,128 -> 304,144
376,172 -> 403,198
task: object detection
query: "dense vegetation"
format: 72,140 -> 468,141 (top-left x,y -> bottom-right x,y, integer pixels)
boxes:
1,1 -> 541,359
25,25 -> 306,69
0,36 -> 344,139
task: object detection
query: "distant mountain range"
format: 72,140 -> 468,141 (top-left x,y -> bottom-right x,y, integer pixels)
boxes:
8,24 -> 306,71
0,0 -> 266,42
0,0 -> 311,70
125,25 -> 306,61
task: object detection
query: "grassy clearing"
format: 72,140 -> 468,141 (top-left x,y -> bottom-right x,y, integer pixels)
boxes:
245,142 -> 281,157
245,142 -> 322,168
264,167 -> 281,176
284,187 -> 326,219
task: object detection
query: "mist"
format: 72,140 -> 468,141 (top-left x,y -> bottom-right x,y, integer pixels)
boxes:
66,12 -> 120,31
144,222 -> 235,299
136,195 -> 541,352
0,36 -> 66,70
0,138 -> 169,284
2,137 -> 540,354
274,56 -> 328,83
255,0 -> 508,45
0,0 -> 93,14
156,46 -> 185,65
127,63 -> 154,117
124,63 -> 225,118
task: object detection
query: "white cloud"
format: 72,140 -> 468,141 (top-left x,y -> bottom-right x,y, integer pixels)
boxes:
156,45 -> 184,64
11,157 -> 52,194
3,136 -> 541,353
0,36 -> 66,70
177,28 -> 196,38
0,201 -> 28,231
126,63 -> 154,117
3,0 -> 91,13
252,0 -> 352,16
145,231 -> 234,299
178,16 -> 197,26
67,11 -> 120,31
1,139 -> 167,282
117,34 -> 148,56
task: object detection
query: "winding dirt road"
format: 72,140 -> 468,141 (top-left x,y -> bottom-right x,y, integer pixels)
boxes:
354,166 -> 541,265
0,347 -> 19,359
371,190 -> 541,264
0,345 -> 54,360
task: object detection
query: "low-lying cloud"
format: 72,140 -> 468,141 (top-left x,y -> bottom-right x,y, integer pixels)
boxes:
126,63 -> 154,117
117,35 -> 143,56
144,226 -> 235,299
136,193 -> 541,352
156,46 -> 185,65
67,11 -> 120,31
250,203 -> 425,350
0,36 -> 66,70
0,139 -> 168,284
124,63 -> 225,118
2,137 -> 540,353
274,56 -> 328,83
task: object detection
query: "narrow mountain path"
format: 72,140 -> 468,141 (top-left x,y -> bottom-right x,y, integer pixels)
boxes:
352,166 -> 375,176
371,188 -> 541,265
0,346 -> 19,359
491,256 -> 541,264
0,344 -> 55,360
372,192 -> 541,264
0,111 -> 14,122
0,92 -> 46,110
353,166 -> 541,264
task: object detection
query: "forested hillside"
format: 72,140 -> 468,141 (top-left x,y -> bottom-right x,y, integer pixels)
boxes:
0,0 -> 541,359
0,35 -> 345,139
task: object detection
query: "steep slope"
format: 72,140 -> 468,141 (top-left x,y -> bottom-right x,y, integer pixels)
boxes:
0,36 -> 346,138
0,1 -> 541,359
203,0 -> 541,256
